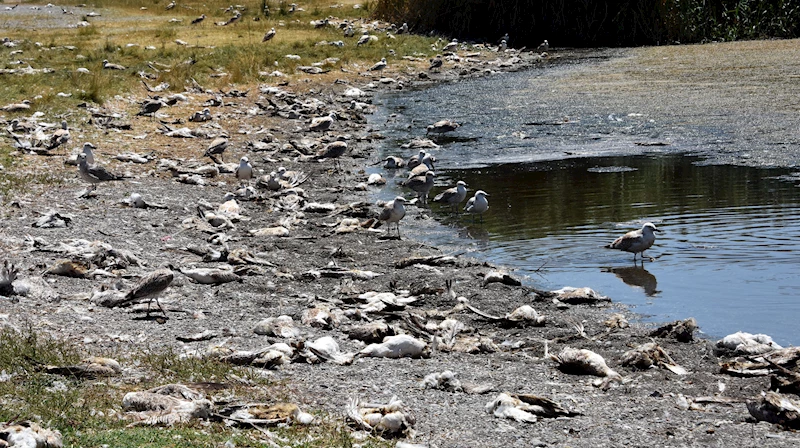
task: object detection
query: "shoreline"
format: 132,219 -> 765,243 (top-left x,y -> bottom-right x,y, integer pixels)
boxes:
1,42 -> 799,446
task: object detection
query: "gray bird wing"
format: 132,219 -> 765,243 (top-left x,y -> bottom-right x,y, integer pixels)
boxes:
127,269 -> 174,299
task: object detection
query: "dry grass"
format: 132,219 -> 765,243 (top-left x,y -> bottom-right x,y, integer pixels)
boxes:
0,0 -> 436,110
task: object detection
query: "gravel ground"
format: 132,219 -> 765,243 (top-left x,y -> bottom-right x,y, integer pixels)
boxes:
2,40 -> 800,447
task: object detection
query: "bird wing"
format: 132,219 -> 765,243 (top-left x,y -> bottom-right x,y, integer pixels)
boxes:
127,269 -> 173,299
608,230 -> 641,251
378,202 -> 394,221
433,187 -> 456,202
88,164 -> 122,181
464,197 -> 475,212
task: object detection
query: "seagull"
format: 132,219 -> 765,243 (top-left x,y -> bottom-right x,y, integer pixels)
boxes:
382,155 -> 405,169
204,135 -> 228,163
47,120 -> 70,150
433,180 -> 468,211
356,34 -> 371,46
428,55 -> 442,71
165,1 -> 176,10
191,14 -> 206,25
498,39 -> 507,51
77,153 -> 123,190
426,119 -> 460,135
606,222 -> 662,261
124,266 -> 174,316
315,141 -> 348,170
407,150 -> 427,170
403,171 -> 436,205
378,196 -> 406,238
309,112 -> 336,132
189,108 -> 211,122
443,39 -> 458,52
263,27 -> 276,42
399,22 -> 408,34
407,153 -> 435,178
80,142 -> 97,165
235,156 -> 253,183
136,97 -> 165,119
102,59 -> 126,70
368,57 -> 387,72
536,39 -> 550,52
465,190 -> 489,223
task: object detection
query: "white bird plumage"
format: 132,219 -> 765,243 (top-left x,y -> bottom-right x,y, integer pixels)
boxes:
378,196 -> 406,238
464,190 -> 489,223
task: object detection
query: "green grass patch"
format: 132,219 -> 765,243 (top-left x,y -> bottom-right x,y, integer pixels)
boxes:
0,327 -> 394,447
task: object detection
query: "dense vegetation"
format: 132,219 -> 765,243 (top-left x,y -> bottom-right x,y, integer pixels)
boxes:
372,0 -> 800,47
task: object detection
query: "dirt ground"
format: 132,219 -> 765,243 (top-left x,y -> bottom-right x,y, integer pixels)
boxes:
2,41 -> 800,447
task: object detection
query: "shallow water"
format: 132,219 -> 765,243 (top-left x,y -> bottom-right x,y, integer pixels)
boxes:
368,67 -> 800,345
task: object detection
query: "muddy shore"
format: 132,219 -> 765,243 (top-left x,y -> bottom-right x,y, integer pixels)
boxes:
2,42 -> 800,447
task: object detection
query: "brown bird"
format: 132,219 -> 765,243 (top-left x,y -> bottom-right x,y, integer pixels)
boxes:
606,222 -> 662,261
124,267 -> 174,316
315,141 -> 348,170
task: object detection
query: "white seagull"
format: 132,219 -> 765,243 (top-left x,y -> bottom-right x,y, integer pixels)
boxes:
81,142 -> 96,165
77,153 -> 123,190
263,27 -> 276,42
537,40 -> 550,52
235,156 -> 253,183
606,222 -> 662,261
368,57 -> 387,72
465,190 -> 489,223
378,196 -> 406,238
433,180 -> 468,211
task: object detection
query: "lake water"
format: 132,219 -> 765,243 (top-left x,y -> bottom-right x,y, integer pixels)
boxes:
367,65 -> 800,346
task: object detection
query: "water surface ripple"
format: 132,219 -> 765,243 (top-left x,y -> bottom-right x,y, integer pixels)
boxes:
368,67 -> 800,345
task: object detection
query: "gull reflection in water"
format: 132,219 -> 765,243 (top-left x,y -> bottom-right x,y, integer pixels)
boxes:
603,265 -> 659,296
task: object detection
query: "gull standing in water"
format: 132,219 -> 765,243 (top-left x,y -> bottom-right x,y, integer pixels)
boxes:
403,171 -> 435,205
381,155 -> 405,169
407,150 -> 427,170
464,190 -> 489,223
77,153 -> 122,191
606,222 -> 662,261
433,180 -> 467,212
407,153 -> 435,178
378,196 -> 406,238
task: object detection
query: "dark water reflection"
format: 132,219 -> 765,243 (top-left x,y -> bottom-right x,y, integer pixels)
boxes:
373,153 -> 800,345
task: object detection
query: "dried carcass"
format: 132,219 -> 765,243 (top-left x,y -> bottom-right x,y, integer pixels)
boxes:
358,334 -> 428,359
621,342 -> 688,375
485,392 -> 580,423
346,396 -> 415,436
553,347 -> 622,389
